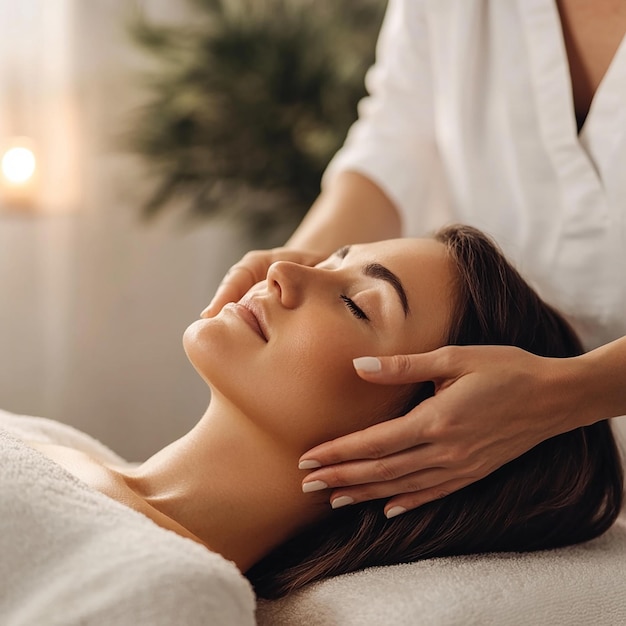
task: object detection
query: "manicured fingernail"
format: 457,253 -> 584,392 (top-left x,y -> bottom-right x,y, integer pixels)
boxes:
331,496 -> 354,509
353,356 -> 382,373
385,506 -> 407,519
302,480 -> 328,493
298,459 -> 322,470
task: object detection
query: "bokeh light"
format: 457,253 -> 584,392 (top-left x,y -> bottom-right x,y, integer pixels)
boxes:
1,146 -> 37,185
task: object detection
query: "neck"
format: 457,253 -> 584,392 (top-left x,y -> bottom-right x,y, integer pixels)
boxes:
121,397 -> 329,571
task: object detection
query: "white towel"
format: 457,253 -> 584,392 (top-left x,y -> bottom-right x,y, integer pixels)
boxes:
258,507 -> 626,625
0,415 -> 256,626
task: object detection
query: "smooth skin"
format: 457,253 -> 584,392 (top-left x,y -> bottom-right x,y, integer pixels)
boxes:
203,0 -> 626,517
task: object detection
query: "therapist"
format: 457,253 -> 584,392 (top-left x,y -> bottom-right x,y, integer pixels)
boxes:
203,0 -> 626,518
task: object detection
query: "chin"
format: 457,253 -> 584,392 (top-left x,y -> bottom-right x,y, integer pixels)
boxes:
182,316 -> 257,389
182,318 -> 206,357
182,318 -> 220,383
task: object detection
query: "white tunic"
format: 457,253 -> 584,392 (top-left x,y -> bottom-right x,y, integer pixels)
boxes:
324,0 -> 626,351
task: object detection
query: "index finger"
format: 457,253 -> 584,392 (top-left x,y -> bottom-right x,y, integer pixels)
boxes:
299,406 -> 432,468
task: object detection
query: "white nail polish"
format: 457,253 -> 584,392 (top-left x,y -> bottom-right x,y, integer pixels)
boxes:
302,480 -> 328,493
353,356 -> 382,373
331,496 -> 355,509
385,506 -> 407,519
298,459 -> 322,470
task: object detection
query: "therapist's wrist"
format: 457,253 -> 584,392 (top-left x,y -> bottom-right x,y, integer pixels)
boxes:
286,171 -> 402,253
551,352 -> 610,430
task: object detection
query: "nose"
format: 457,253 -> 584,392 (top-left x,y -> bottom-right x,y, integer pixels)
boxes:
266,261 -> 319,309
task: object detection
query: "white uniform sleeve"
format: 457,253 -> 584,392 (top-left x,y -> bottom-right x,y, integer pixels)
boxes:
322,0 -> 437,228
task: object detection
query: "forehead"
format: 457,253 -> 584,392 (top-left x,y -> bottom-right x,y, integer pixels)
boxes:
351,238 -> 457,350
350,237 -> 453,287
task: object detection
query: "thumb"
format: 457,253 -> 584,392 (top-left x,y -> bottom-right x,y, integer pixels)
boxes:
201,265 -> 258,318
201,283 -> 238,318
353,349 -> 459,384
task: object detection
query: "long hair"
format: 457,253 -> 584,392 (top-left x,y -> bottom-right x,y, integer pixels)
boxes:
247,224 -> 624,598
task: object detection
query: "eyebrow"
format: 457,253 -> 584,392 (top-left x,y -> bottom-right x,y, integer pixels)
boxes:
335,245 -> 410,317
364,263 -> 410,317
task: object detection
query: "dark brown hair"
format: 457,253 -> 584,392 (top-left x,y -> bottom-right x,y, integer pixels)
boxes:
247,224 -> 623,598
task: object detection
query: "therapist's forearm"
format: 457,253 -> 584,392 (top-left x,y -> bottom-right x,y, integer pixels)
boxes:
562,335 -> 626,427
286,171 -> 402,255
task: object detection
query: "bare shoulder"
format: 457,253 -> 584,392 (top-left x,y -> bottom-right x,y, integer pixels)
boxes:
26,440 -> 211,549
26,440 -> 139,506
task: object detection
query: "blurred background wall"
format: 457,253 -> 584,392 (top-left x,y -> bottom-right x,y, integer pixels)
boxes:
0,0 -> 248,460
1,1 -> 624,462
0,0 -> 385,460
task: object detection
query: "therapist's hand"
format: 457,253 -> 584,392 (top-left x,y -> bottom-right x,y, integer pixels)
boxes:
202,247 -> 326,317
299,345 -> 581,518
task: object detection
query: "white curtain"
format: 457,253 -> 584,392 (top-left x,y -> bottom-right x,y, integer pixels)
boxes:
0,0 -> 80,211
0,0 -> 77,423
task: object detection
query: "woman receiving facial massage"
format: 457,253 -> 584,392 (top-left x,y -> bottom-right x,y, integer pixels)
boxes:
7,224 -> 624,600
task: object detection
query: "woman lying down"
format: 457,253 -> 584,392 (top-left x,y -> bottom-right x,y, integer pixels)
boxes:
1,225 -> 623,609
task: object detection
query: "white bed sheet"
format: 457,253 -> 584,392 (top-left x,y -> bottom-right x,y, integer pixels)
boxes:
257,510 -> 626,626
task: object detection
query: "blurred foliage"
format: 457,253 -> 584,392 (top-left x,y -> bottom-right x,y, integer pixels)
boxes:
127,0 -> 386,242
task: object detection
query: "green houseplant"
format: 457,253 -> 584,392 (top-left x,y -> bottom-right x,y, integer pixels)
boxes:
128,0 -> 386,243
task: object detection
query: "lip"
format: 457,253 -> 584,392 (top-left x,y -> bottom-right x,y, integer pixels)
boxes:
228,299 -> 269,342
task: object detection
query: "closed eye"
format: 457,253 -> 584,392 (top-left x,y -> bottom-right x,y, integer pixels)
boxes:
340,295 -> 369,321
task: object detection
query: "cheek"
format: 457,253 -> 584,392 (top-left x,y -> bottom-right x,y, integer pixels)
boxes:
183,315 -> 406,453
253,326 -> 402,450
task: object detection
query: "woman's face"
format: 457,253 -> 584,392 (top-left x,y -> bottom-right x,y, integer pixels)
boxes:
184,238 -> 456,452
